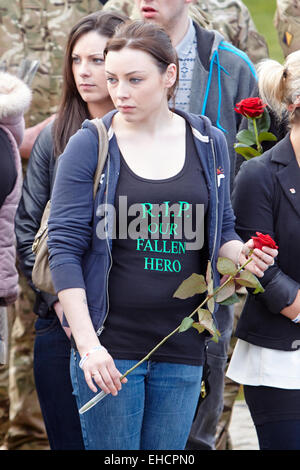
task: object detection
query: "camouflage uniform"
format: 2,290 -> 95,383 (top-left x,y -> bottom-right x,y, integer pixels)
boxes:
0,0 -> 101,450
194,0 -> 269,64
0,276 -> 48,450
274,0 -> 300,58
0,0 -> 101,126
103,0 -> 269,63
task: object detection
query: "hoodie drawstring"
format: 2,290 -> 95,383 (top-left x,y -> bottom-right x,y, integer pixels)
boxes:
201,49 -> 227,134
201,41 -> 257,135
218,41 -> 257,80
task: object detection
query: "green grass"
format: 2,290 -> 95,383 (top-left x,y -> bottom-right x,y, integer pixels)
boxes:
243,0 -> 284,63
236,385 -> 245,401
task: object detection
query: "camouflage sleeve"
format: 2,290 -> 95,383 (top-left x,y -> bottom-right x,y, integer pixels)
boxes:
0,0 -> 101,127
192,0 -> 269,64
0,307 -> 8,365
102,0 -> 137,17
274,0 -> 300,58
187,4 -> 212,29
0,2 -> 23,74
229,1 -> 269,63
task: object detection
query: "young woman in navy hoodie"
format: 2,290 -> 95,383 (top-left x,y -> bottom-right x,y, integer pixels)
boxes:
48,20 -> 276,450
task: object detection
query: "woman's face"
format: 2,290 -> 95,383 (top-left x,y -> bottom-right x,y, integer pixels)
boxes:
105,47 -> 176,123
72,31 -> 111,109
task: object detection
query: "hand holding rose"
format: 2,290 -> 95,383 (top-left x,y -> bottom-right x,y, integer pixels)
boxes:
239,232 -> 278,277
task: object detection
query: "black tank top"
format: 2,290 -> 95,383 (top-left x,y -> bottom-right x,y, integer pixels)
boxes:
101,123 -> 209,365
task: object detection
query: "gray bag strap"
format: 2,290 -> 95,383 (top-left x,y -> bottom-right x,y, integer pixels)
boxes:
91,117 -> 109,199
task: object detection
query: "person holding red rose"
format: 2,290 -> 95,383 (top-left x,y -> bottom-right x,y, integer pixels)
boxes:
227,50 -> 300,450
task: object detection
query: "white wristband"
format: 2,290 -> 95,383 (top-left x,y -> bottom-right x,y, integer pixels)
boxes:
79,345 -> 107,369
292,313 -> 300,324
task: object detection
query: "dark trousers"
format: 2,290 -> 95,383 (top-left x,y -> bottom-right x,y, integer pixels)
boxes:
185,305 -> 234,450
34,315 -> 84,450
244,384 -> 300,450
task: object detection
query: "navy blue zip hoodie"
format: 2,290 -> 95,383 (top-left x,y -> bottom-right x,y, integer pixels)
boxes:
48,109 -> 240,334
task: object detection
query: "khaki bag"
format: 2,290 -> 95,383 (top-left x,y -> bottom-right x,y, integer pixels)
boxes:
32,118 -> 109,295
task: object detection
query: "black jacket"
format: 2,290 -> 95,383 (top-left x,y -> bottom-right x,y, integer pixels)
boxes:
15,122 -> 58,317
232,133 -> 300,351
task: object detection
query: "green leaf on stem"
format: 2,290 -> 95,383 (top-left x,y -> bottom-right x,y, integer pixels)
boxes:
173,273 -> 207,299
236,129 -> 256,146
217,257 -> 237,276
215,279 -> 236,303
192,322 -> 205,334
233,143 -> 261,159
196,308 -> 220,342
235,270 -> 257,287
211,326 -> 221,343
235,270 -> 264,293
206,262 -> 215,313
178,317 -> 194,333
218,292 -> 241,305
258,131 -> 277,143
248,109 -> 270,134
207,297 -> 215,314
253,283 -> 265,294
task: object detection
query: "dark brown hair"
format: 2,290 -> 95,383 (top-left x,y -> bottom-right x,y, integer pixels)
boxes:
104,20 -> 179,102
53,10 -> 128,157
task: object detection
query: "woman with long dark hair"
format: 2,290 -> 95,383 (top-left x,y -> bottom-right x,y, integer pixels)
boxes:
15,10 -> 128,450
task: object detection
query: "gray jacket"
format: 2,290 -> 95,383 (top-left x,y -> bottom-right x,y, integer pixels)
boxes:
190,23 -> 257,189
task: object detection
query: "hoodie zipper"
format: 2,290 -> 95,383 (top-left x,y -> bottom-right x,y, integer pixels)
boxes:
210,137 -> 219,264
96,154 -> 113,337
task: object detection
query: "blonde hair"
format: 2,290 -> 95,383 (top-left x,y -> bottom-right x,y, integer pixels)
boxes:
257,50 -> 300,125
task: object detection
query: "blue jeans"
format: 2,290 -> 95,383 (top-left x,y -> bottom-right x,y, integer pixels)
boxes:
34,316 -> 84,450
71,353 -> 203,450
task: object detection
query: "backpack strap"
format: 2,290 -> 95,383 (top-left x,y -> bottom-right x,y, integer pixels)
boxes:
90,117 -> 109,199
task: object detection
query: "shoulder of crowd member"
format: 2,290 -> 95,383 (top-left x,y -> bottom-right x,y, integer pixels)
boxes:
30,120 -> 55,163
0,72 -> 31,146
215,38 -> 257,84
102,0 -> 139,17
0,0 -> 100,128
192,0 -> 268,64
274,0 -> 300,58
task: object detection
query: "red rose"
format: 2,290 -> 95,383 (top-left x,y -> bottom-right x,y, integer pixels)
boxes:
234,97 -> 267,118
251,232 -> 278,250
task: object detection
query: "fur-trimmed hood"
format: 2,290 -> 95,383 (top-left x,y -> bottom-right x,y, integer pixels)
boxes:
0,72 -> 32,146
0,72 -> 32,119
